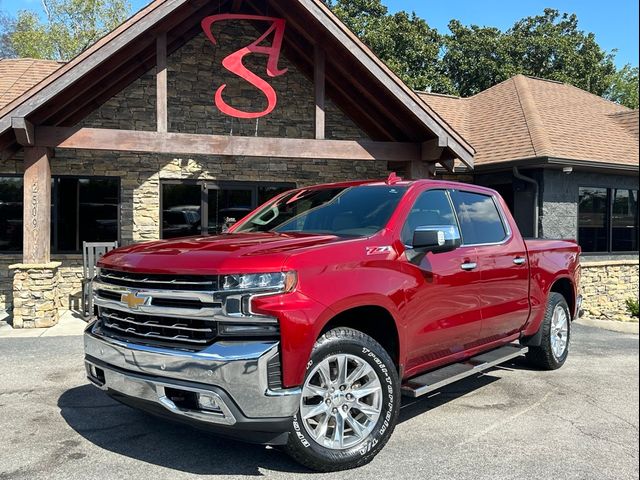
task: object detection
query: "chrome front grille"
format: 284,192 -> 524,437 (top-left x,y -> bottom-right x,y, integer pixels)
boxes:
99,307 -> 218,347
98,269 -> 219,291
94,269 -> 223,349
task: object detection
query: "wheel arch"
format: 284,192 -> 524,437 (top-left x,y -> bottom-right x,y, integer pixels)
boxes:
320,304 -> 402,375
550,276 -> 576,318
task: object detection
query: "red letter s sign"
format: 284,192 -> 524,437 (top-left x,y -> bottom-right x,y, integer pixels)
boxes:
201,14 -> 288,119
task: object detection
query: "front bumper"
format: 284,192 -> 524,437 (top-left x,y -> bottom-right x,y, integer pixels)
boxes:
84,323 -> 300,443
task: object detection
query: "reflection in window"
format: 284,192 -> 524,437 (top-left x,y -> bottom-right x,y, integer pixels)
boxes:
578,187 -> 609,253
612,189 -> 638,252
579,187 -> 639,253
402,190 -> 456,245
162,184 -> 202,239
450,191 -> 506,245
53,177 -> 119,252
0,177 -> 23,252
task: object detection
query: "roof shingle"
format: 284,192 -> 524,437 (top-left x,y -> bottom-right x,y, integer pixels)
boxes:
419,74 -> 639,168
0,58 -> 64,110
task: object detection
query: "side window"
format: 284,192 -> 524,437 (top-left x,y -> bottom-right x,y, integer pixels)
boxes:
450,190 -> 507,245
402,190 -> 457,245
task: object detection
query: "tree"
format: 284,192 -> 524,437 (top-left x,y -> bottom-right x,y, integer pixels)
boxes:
0,12 -> 15,58
6,0 -> 131,61
442,20 -> 515,97
606,65 -> 639,109
324,0 -> 454,93
443,9 -> 617,97
506,9 -> 616,96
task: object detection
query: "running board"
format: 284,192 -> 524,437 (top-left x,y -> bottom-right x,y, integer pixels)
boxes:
401,344 -> 528,398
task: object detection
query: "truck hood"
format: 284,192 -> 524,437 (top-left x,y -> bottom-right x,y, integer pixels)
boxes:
98,232 -> 344,275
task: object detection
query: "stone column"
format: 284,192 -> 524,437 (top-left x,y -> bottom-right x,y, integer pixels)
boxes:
9,262 -> 62,329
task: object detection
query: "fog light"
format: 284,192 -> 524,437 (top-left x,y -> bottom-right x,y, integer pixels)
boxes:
198,393 -> 223,413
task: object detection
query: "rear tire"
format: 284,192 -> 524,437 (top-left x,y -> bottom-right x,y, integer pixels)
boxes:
525,292 -> 571,370
285,327 -> 400,472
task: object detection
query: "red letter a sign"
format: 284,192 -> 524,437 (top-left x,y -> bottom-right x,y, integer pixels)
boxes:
201,14 -> 288,119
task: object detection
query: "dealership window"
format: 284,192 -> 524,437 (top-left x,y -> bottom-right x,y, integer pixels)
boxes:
0,176 -> 119,254
161,181 -> 294,239
0,177 -> 23,252
578,187 -> 639,253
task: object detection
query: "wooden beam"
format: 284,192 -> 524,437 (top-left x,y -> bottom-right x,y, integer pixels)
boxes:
421,139 -> 444,162
23,147 -> 51,264
11,118 -> 35,146
314,45 -> 326,140
34,126 -> 420,162
408,160 -> 437,180
156,32 -> 168,133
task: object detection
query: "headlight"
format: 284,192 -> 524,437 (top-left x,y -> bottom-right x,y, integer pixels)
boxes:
222,271 -> 297,293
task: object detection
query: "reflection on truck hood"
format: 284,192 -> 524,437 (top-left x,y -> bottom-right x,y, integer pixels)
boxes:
98,232 -> 344,275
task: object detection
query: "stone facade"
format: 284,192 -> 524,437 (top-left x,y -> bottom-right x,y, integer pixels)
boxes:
9,263 -> 63,328
581,260 -> 640,322
0,24 -> 387,320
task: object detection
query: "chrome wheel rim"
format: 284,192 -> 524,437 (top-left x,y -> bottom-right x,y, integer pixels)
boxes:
300,354 -> 383,450
550,305 -> 569,359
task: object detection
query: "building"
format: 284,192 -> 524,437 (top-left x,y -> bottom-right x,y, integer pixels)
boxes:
0,0 -> 637,327
419,76 -> 639,320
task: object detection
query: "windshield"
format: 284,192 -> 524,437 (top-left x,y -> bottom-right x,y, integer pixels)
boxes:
234,185 -> 408,237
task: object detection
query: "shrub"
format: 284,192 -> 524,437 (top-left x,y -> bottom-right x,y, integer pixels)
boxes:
625,298 -> 640,318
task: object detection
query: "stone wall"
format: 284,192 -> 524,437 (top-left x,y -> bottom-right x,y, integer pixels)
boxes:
581,260 -> 640,321
9,263 -> 63,328
0,23 -> 387,318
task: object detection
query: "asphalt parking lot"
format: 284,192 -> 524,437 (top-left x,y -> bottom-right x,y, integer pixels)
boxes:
0,323 -> 638,480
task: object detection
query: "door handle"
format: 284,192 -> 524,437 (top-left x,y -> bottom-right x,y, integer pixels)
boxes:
513,257 -> 527,266
461,262 -> 477,271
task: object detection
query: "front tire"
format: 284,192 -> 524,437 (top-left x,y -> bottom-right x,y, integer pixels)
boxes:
525,292 -> 571,370
286,327 -> 400,472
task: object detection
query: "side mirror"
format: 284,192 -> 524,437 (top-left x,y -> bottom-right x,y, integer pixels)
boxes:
412,225 -> 462,253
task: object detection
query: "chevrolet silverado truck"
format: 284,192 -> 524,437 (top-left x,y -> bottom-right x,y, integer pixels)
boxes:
84,177 -> 581,471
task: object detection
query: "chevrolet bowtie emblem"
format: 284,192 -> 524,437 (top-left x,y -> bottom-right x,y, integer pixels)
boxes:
121,292 -> 148,309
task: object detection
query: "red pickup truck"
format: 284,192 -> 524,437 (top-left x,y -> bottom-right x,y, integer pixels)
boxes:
85,177 -> 581,471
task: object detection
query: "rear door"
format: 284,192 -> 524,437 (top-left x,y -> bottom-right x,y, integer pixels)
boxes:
449,190 -> 530,341
401,189 -> 483,373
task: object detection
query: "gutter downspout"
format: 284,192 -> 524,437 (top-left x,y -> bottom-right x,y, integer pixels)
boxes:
513,167 -> 539,238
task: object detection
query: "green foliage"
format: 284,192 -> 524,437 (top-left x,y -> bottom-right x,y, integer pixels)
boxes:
626,298 -> 640,318
0,12 -> 15,57
324,0 -> 454,93
444,9 -> 617,97
7,0 -> 131,61
606,65 -> 639,109
443,20 -> 514,96
325,2 -> 630,104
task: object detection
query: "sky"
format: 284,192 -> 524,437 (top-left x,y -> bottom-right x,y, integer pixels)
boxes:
1,0 -> 638,67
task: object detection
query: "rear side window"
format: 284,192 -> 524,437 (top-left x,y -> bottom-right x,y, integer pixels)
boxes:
450,191 -> 507,245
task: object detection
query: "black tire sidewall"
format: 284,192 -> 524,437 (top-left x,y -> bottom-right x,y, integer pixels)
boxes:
289,330 -> 400,470
547,293 -> 571,367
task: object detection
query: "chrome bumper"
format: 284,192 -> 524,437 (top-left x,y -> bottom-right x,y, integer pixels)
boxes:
84,323 -> 300,425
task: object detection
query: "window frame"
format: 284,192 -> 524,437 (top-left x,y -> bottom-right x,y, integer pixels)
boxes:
0,174 -> 121,255
0,174 -> 25,255
401,188 -> 459,247
449,189 -> 512,247
159,179 -> 296,240
578,185 -> 639,256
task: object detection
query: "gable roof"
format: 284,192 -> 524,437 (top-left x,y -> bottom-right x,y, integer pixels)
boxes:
0,59 -> 64,110
419,74 -> 639,170
0,0 -> 474,167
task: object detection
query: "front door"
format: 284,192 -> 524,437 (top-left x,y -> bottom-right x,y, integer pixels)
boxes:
401,189 -> 483,374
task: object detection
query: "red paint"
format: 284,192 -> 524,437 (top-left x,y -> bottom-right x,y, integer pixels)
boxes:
99,180 -> 581,388
201,14 -> 288,119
